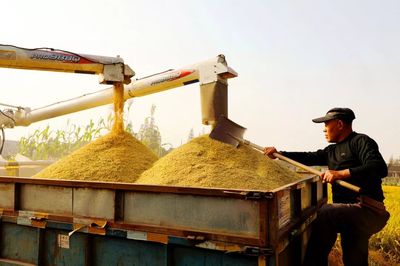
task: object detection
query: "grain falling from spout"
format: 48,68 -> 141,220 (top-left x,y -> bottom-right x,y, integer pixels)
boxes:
33,82 -> 158,182
112,82 -> 124,134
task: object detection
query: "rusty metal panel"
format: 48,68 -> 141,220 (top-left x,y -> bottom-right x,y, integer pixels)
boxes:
277,189 -> 291,229
20,184 -> 72,215
0,183 -> 14,209
73,188 -> 114,219
0,222 -> 40,265
43,229 -> 89,265
300,184 -> 312,211
91,235 -> 168,266
124,192 -> 260,237
171,245 -> 258,266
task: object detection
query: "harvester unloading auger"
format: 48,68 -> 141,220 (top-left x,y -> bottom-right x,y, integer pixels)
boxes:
0,44 -> 237,138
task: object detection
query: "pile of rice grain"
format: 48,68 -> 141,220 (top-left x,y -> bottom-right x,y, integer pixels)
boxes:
34,131 -> 157,182
135,135 -> 302,190
34,83 -> 158,182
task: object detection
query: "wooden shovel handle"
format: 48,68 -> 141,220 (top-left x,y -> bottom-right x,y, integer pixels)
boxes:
273,152 -> 361,193
245,140 -> 361,193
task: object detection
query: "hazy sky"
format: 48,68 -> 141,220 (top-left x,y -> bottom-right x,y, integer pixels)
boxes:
1,0 -> 399,161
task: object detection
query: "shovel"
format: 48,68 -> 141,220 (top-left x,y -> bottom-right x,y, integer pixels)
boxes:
209,115 -> 360,193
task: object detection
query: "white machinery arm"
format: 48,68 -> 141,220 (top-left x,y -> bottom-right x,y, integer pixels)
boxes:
0,54 -> 237,128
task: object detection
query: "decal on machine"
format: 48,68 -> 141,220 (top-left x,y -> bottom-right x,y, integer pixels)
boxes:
30,51 -> 81,63
150,69 -> 194,86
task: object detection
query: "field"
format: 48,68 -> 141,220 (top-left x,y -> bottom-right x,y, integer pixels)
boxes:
328,185 -> 400,265
370,186 -> 400,264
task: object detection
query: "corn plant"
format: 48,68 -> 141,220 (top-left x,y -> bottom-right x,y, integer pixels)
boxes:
18,102 -> 167,160
18,117 -> 111,160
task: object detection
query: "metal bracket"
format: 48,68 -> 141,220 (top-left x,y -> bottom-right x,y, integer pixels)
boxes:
99,63 -> 125,84
17,210 -> 48,228
242,246 -> 274,256
0,109 -> 16,128
198,54 -> 237,85
69,224 -> 87,237
222,190 -> 273,199
245,191 -> 274,200
186,234 -> 206,245
72,218 -> 108,236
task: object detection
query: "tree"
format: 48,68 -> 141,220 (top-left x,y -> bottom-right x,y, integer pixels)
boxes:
187,128 -> 194,142
137,105 -> 171,157
389,156 -> 400,165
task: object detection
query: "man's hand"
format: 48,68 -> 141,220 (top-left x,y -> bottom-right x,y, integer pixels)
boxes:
320,169 -> 351,183
263,147 -> 278,159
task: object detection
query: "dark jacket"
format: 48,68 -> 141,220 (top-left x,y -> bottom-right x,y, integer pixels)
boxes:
281,132 -> 387,203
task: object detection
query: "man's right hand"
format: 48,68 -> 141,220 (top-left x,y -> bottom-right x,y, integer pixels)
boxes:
263,147 -> 278,159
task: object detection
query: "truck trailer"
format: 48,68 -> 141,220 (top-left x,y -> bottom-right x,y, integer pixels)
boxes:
0,174 -> 325,265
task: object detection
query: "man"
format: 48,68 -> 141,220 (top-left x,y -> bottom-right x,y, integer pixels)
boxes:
264,107 -> 390,266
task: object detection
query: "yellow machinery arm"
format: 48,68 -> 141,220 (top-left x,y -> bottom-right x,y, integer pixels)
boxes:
0,45 -> 237,129
0,44 -> 134,84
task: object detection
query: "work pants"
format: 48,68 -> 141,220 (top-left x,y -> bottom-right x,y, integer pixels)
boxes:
302,203 -> 389,266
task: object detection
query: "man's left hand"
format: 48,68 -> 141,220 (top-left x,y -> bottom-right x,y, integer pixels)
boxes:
320,169 -> 351,183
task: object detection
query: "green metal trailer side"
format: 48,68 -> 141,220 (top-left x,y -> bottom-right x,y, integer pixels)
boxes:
0,175 -> 326,266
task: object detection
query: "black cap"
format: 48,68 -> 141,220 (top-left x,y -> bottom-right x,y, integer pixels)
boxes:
312,107 -> 356,123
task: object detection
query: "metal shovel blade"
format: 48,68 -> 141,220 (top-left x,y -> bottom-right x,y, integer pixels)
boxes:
209,115 -> 247,147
